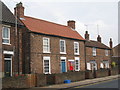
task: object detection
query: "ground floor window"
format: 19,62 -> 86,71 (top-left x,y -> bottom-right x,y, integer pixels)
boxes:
100,60 -> 109,69
43,56 -> 51,74
87,60 -> 97,70
75,57 -> 80,71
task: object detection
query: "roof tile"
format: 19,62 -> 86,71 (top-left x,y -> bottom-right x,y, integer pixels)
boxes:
21,16 -> 85,40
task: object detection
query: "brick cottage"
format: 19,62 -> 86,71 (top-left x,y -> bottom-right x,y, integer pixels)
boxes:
0,1 -> 24,77
14,2 -> 86,74
84,31 -> 112,71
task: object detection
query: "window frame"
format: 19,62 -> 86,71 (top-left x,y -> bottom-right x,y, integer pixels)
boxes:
60,40 -> 66,54
43,56 -> 51,74
74,42 -> 80,55
2,26 -> 10,45
43,37 -> 50,53
92,47 -> 96,56
105,49 -> 108,56
75,57 -> 80,71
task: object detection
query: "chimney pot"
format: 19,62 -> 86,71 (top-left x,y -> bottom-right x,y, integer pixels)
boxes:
85,31 -> 89,40
67,20 -> 75,29
109,38 -> 113,48
97,35 -> 101,43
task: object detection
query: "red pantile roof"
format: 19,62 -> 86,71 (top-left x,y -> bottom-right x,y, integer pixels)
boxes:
85,40 -> 111,49
21,16 -> 85,40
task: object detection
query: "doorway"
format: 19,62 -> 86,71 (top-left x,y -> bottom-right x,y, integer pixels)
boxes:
4,55 -> 12,77
61,59 -> 66,73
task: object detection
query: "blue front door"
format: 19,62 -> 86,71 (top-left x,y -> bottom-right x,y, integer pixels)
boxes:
61,60 -> 66,73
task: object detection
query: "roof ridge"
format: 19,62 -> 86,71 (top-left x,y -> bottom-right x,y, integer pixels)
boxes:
24,16 -> 71,28
88,40 -> 110,48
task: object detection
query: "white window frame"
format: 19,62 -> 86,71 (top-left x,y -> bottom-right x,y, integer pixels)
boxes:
74,42 -> 79,55
105,49 -> 108,56
43,37 -> 50,53
87,63 -> 91,70
75,57 -> 80,71
92,47 -> 96,56
103,60 -> 109,69
60,57 -> 67,73
43,56 -> 51,74
2,26 -> 10,45
60,40 -> 66,54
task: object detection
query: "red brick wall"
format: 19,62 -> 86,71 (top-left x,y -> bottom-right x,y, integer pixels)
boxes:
2,24 -> 23,76
86,47 -> 111,69
29,33 -> 85,74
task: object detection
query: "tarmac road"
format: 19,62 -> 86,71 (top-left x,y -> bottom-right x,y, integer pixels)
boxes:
70,78 -> 119,89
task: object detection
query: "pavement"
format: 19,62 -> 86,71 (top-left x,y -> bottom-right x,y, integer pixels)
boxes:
32,75 -> 119,89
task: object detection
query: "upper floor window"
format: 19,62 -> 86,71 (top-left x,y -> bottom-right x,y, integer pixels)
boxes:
60,40 -> 66,54
43,37 -> 50,53
105,50 -> 108,56
92,47 -> 96,56
74,42 -> 79,55
2,26 -> 10,44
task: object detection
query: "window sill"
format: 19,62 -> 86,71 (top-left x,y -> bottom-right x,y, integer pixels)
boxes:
44,73 -> 51,74
2,43 -> 11,45
74,53 -> 80,55
60,52 -> 67,54
43,52 -> 51,54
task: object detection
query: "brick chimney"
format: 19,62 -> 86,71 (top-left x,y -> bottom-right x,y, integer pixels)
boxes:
109,38 -> 113,48
67,20 -> 75,29
14,2 -> 24,18
85,31 -> 89,40
97,35 -> 101,43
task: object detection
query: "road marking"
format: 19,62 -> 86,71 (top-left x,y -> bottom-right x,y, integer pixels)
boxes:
75,78 -> 119,88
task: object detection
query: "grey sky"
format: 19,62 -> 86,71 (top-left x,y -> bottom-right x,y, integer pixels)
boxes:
2,0 -> 118,47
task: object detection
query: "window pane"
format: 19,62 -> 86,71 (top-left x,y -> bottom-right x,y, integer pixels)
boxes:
44,60 -> 50,73
3,39 -> 9,43
3,27 -> 9,38
74,42 -> 79,54
60,40 -> 65,52
43,38 -> 50,52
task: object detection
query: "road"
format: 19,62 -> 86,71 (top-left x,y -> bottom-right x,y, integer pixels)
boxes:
68,78 -> 119,89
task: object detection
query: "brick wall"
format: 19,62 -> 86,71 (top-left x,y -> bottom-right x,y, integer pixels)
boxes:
46,71 -> 85,85
2,24 -> 24,76
36,74 -> 47,87
96,69 -> 110,78
28,33 -> 85,74
111,67 -> 119,75
2,74 -> 36,89
86,47 -> 111,69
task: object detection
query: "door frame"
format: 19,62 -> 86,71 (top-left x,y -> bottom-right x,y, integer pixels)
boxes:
4,56 -> 12,76
60,57 -> 67,73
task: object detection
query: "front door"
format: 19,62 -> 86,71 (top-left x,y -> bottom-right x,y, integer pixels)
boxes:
4,55 -> 12,77
61,60 -> 66,73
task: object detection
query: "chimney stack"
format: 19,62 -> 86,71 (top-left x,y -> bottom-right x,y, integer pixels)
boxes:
109,38 -> 113,48
14,2 -> 24,18
97,35 -> 101,43
67,20 -> 75,29
85,31 -> 89,40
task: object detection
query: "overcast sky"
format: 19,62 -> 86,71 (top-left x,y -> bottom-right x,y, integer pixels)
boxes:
2,0 -> 118,47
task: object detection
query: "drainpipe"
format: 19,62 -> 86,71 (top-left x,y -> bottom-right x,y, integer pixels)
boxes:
84,41 -> 87,71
